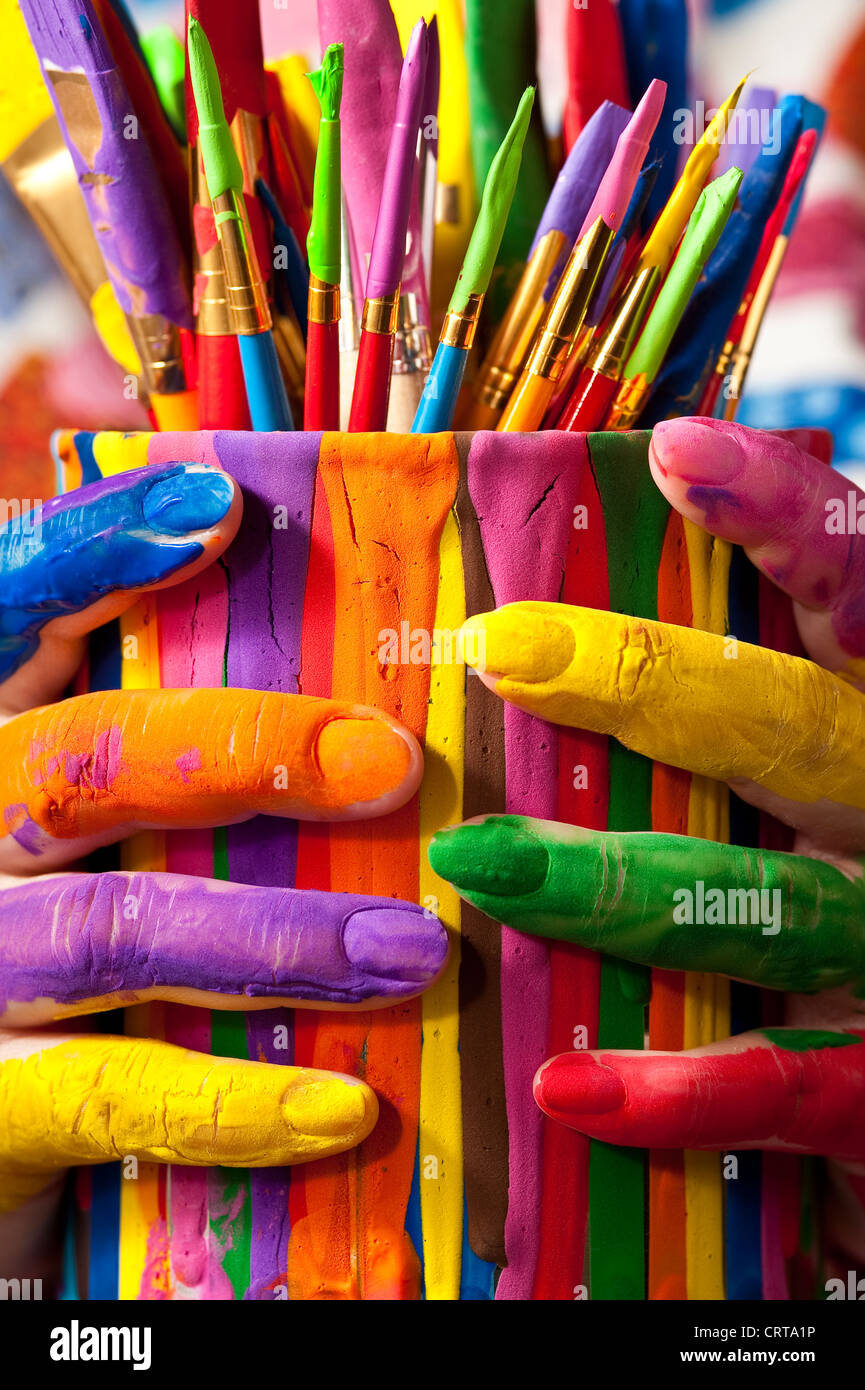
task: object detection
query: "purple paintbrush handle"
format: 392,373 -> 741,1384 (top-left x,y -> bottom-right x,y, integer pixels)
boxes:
529,100 -> 631,258
320,0 -> 429,322
18,0 -> 191,328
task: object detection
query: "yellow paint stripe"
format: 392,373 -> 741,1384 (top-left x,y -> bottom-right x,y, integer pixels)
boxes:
91,434 -> 169,1299
682,520 -> 729,1301
417,510 -> 466,1299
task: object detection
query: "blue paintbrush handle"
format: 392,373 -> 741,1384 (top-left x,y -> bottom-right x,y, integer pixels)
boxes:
411,342 -> 468,432
238,330 -> 295,431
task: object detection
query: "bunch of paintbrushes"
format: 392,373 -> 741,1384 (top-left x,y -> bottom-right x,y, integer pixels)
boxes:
3,0 -> 820,442
1,0 -> 826,1305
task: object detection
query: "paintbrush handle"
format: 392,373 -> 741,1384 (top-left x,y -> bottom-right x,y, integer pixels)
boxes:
238,331 -> 295,431
149,389 -> 200,432
556,366 -> 619,432
412,342 -> 467,432
304,320 -> 340,430
348,328 -> 395,432
197,335 -> 252,430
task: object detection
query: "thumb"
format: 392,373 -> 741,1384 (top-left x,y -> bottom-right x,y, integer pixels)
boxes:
0,461 -> 241,714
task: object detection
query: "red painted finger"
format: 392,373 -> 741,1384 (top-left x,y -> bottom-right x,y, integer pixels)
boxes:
533,1026 -> 865,1159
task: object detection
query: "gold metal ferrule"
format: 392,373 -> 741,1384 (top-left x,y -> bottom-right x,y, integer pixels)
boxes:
211,188 -> 271,334
126,314 -> 187,396
308,275 -> 341,325
590,266 -> 660,379
474,228 -> 570,408
606,372 -> 651,430
441,292 -> 484,350
393,292 -> 433,373
190,151 -> 233,337
3,116 -> 108,307
525,219 -> 615,382
361,289 -> 401,335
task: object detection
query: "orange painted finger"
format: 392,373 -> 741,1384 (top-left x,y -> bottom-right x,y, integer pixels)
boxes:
0,688 -> 423,871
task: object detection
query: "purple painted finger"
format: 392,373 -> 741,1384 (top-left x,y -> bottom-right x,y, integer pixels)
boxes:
649,418 -> 865,678
0,872 -> 449,1024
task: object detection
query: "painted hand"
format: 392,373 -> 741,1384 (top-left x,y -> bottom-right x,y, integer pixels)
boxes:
430,419 -> 865,1265
0,462 -> 444,1280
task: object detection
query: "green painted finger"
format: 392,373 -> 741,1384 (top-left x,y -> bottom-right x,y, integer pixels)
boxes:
428,814 -> 865,994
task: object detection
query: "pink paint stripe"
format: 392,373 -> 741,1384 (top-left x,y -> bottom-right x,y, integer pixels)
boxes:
158,556 -> 229,1299
761,1154 -> 790,1300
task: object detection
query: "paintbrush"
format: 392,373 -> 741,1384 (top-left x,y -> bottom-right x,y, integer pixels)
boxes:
554,76 -> 748,435
700,125 -> 817,419
464,99 -> 630,430
643,94 -> 804,425
391,0 -> 476,333
545,153 -> 662,428
604,168 -> 744,428
637,73 -> 748,278
186,0 -> 276,428
412,88 -> 534,433
496,77 -> 667,433
721,106 -> 824,419
17,0 -> 197,429
188,14 -> 294,430
419,14 -> 440,305
618,0 -> 689,224
348,18 -> 428,433
304,43 -> 344,431
91,0 -> 189,243
387,11 -> 439,431
320,0 -> 429,346
0,0 -> 130,360
563,0 -> 629,151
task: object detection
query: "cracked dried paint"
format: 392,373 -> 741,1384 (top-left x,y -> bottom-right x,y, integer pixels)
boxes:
0,1036 -> 377,1211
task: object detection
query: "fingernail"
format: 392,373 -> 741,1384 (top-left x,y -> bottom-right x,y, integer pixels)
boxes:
429,816 -> 550,896
284,1072 -> 377,1141
314,715 -> 421,811
143,467 -> 234,535
651,418 -> 746,485
342,905 -> 448,984
534,1053 -> 626,1116
462,607 -> 576,683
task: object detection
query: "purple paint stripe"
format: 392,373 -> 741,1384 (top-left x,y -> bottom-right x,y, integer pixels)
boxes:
217,430 -> 321,1299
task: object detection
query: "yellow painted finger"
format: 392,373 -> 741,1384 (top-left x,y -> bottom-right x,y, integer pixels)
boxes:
0,1035 -> 377,1212
462,603 -> 865,810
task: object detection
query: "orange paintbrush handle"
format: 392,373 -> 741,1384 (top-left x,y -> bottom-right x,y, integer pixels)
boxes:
496,371 -> 557,432
150,389 -> 200,432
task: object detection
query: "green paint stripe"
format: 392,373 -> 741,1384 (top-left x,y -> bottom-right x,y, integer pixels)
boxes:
586,430 -> 670,1300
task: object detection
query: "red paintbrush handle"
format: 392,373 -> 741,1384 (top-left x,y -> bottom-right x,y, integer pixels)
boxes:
557,366 -> 619,432
348,329 -> 395,433
304,320 -> 340,431
197,334 -> 252,430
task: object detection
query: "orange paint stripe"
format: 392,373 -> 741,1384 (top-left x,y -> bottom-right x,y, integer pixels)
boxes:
287,434 -> 459,1299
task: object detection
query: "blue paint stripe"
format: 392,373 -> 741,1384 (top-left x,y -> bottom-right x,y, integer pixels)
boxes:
88,1163 -> 121,1300
725,544 -> 765,1300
